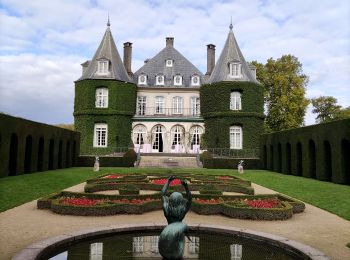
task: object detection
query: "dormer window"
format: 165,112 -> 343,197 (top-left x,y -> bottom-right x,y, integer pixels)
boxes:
229,62 -> 242,78
156,75 -> 164,86
191,75 -> 200,86
138,74 -> 147,85
174,75 -> 182,86
97,60 -> 109,75
166,59 -> 173,67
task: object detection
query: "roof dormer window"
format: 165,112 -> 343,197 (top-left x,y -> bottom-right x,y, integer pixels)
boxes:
97,60 -> 109,75
166,59 -> 173,67
156,75 -> 164,86
191,75 -> 200,86
229,62 -> 242,78
174,75 -> 182,86
138,74 -> 147,85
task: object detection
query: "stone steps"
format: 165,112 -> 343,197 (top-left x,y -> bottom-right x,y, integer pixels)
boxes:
138,156 -> 200,168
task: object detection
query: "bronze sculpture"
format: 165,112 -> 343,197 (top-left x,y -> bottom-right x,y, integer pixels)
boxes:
158,176 -> 192,259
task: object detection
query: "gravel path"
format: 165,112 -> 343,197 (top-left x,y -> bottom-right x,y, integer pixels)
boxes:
0,183 -> 349,260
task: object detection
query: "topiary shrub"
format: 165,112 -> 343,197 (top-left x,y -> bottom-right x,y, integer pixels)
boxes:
123,149 -> 137,167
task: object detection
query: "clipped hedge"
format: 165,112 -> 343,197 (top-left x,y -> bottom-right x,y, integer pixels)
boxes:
202,158 -> 261,169
76,150 -> 137,167
200,81 -> 264,150
74,79 -> 137,155
0,113 -> 80,177
38,191 -> 303,220
261,118 -> 350,184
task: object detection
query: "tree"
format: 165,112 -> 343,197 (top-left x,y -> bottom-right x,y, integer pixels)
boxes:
311,96 -> 349,123
252,55 -> 309,132
311,96 -> 341,123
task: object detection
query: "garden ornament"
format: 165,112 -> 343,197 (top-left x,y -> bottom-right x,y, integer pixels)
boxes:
158,176 -> 192,259
238,160 -> 244,174
93,156 -> 99,172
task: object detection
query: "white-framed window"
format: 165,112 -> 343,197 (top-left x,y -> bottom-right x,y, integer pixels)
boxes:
138,74 -> 147,85
155,96 -> 165,114
90,242 -> 103,260
133,124 -> 147,148
191,75 -> 200,86
190,126 -> 203,150
156,75 -> 164,86
166,59 -> 173,67
97,60 -> 109,75
172,96 -> 183,114
171,125 -> 184,149
137,96 -> 146,115
230,126 -> 242,149
95,88 -> 108,108
191,97 -> 200,116
94,123 -> 107,147
174,75 -> 182,86
230,92 -> 242,110
229,62 -> 242,78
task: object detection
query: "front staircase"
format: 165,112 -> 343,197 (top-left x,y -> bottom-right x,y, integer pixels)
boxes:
138,154 -> 200,168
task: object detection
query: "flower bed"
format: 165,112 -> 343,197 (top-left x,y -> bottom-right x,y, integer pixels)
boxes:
150,178 -> 182,186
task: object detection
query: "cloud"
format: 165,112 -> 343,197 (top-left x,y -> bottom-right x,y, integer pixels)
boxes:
0,0 -> 349,125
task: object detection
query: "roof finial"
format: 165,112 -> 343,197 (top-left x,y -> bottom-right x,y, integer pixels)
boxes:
107,13 -> 110,27
229,16 -> 233,30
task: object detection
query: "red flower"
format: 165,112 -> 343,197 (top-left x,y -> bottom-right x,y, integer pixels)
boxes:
194,199 -> 221,204
60,197 -> 102,206
216,176 -> 233,180
244,199 -> 281,208
150,178 -> 181,186
103,174 -> 123,179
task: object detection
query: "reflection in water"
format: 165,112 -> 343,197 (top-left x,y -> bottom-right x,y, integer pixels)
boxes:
132,235 -> 199,258
48,231 -> 299,260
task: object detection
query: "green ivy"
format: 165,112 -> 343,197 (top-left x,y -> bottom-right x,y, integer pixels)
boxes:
200,81 -> 264,149
74,79 -> 136,155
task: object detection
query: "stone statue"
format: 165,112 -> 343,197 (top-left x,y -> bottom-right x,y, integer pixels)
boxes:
158,176 -> 192,259
238,160 -> 244,174
93,156 -> 99,172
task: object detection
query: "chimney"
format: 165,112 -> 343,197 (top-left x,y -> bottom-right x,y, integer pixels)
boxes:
123,42 -> 133,76
81,60 -> 90,75
166,37 -> 174,47
206,44 -> 215,76
249,63 -> 257,80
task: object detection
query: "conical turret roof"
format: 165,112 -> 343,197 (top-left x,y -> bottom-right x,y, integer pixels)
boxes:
209,25 -> 258,84
78,24 -> 131,82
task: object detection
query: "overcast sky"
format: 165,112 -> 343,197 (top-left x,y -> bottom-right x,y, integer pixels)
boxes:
0,0 -> 349,125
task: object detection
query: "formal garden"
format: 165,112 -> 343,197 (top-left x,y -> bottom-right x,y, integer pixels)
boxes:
1,167 -> 349,221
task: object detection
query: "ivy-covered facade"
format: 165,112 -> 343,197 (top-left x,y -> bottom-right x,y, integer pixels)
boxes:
74,21 -> 263,155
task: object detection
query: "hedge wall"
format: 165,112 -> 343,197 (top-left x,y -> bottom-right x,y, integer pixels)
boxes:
74,79 -> 136,155
261,118 -> 350,184
0,114 -> 80,177
200,81 -> 264,149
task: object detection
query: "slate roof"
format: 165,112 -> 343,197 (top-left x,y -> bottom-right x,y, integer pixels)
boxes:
77,25 -> 131,82
209,26 -> 258,84
134,41 -> 204,88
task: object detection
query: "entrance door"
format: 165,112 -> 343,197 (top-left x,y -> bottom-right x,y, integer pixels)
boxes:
152,125 -> 164,152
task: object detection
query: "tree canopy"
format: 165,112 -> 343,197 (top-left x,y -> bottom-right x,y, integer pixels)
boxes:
251,55 -> 309,132
311,96 -> 350,123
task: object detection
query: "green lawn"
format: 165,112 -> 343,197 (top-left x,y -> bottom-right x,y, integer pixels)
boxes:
0,167 -> 349,221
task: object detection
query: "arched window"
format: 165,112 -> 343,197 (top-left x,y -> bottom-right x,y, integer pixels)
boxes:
133,125 -> 147,148
190,126 -> 204,150
171,125 -> 185,151
174,75 -> 182,86
138,74 -> 147,85
191,75 -> 200,86
230,92 -> 241,110
230,126 -> 242,149
156,75 -> 165,86
95,88 -> 108,108
172,96 -> 183,114
94,123 -> 108,147
229,62 -> 242,78
155,96 -> 165,114
152,125 -> 165,152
